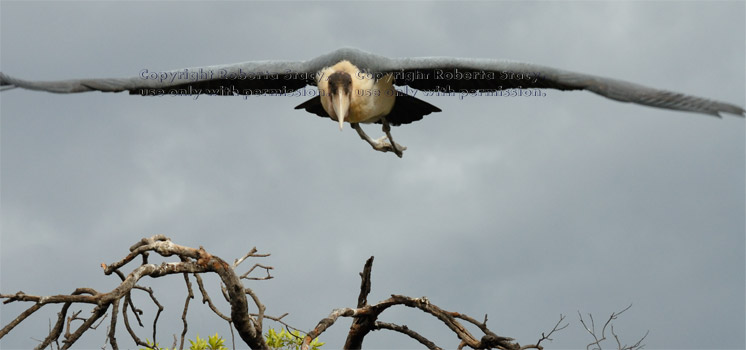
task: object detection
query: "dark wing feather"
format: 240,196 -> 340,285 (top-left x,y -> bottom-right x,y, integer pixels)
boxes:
294,96 -> 327,118
382,91 -> 442,126
292,91 -> 442,126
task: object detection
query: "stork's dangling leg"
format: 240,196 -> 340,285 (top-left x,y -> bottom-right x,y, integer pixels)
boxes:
351,123 -> 407,157
381,118 -> 404,158
351,122 -> 377,147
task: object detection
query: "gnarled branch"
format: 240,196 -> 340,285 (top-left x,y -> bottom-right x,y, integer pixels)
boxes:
303,257 -> 560,350
578,304 -> 648,350
1,235 -> 277,350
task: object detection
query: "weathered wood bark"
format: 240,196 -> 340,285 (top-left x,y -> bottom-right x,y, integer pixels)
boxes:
344,256 -> 375,349
1,235 -> 271,350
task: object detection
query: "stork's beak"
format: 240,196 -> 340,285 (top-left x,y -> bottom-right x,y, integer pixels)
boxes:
332,90 -> 349,131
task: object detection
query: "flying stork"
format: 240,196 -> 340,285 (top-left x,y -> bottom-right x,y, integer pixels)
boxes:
1,47 -> 743,158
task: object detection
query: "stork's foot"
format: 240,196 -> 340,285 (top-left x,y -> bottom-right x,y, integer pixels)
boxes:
372,136 -> 407,158
351,122 -> 406,158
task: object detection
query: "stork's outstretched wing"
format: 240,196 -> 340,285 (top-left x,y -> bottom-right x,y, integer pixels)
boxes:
0,48 -> 393,95
0,59 -> 317,95
1,47 -> 744,118
372,55 -> 745,118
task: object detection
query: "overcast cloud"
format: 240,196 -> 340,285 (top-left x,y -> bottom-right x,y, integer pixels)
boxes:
1,2 -> 744,350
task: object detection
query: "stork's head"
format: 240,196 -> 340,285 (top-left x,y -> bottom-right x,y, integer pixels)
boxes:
327,71 -> 352,130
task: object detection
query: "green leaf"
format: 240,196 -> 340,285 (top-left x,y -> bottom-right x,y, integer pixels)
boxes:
207,332 -> 228,350
139,338 -> 165,350
264,328 -> 323,350
189,334 -> 209,350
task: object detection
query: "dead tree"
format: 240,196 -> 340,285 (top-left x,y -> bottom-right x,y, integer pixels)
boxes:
0,235 -> 276,350
300,256 -> 568,350
0,235 -> 644,350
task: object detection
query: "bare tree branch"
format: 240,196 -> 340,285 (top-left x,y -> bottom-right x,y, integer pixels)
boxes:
131,285 -> 164,344
579,304 -> 648,350
303,307 -> 359,349
194,273 -> 232,322
107,298 -> 120,350
520,315 -> 569,350
344,256 -> 375,349
62,305 -> 108,349
2,236 -> 645,350
240,264 -> 274,281
233,247 -> 270,268
121,292 -> 148,348
0,302 -> 42,339
1,236 -> 272,350
303,257 -> 553,350
373,321 -> 442,350
179,272 -> 195,350
234,247 -> 259,268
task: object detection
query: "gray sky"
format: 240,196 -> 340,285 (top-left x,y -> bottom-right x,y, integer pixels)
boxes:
1,2 -> 744,349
